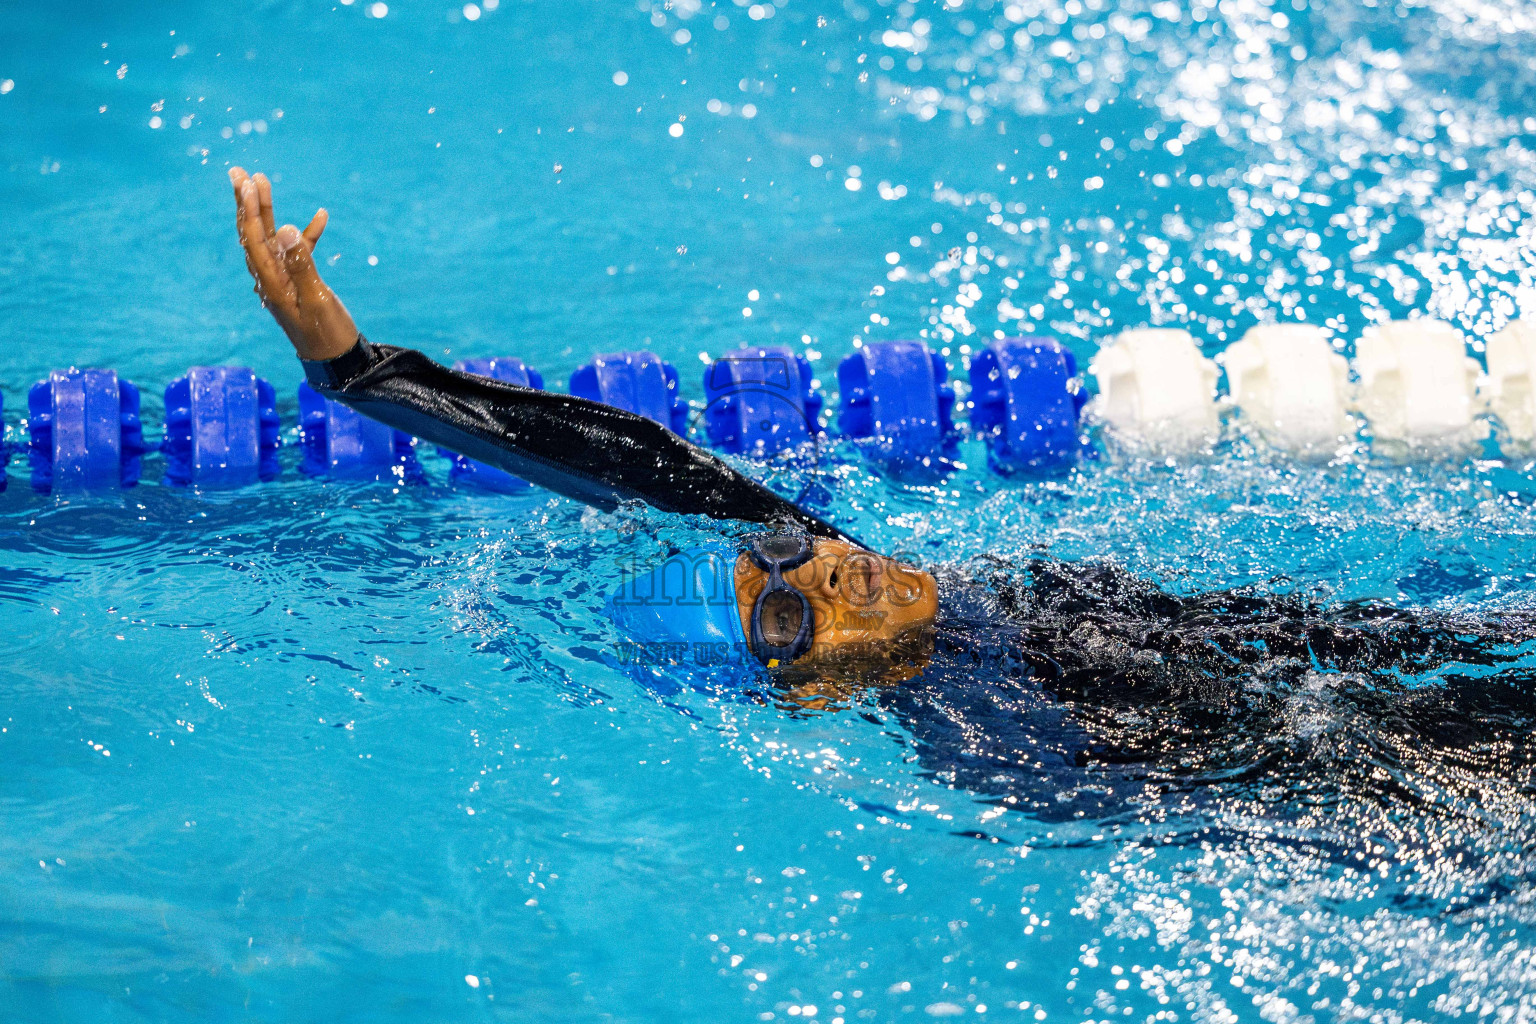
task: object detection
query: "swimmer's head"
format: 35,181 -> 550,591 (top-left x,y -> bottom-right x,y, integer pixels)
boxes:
607,535 -> 939,684
733,534 -> 938,675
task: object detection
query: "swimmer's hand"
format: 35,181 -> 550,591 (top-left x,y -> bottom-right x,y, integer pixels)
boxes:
229,166 -> 358,361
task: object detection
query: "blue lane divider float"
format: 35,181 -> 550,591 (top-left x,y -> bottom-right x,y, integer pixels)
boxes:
836,340 -> 956,465
969,335 -> 1088,472
702,346 -> 823,457
27,368 -> 146,492
0,390 -> 7,493
569,350 -> 689,434
162,366 -> 280,487
442,357 -> 544,491
297,383 -> 418,480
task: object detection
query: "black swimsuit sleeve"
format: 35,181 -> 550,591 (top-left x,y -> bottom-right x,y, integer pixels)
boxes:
301,336 -> 858,544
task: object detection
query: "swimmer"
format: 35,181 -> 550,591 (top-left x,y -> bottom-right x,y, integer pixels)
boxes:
229,160 -> 1536,826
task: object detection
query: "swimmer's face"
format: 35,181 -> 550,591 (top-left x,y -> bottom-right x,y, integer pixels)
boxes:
734,539 -> 939,668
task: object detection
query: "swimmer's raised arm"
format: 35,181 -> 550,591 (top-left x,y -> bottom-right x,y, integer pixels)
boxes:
227,168 -> 860,545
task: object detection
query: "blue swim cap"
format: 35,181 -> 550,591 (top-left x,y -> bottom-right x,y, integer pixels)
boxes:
607,545 -> 748,667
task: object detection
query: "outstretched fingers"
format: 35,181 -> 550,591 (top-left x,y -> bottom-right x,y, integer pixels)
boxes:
230,167 -> 325,251
227,167 -> 356,358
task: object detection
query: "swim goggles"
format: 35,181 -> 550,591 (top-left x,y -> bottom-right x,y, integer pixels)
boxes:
746,532 -> 816,666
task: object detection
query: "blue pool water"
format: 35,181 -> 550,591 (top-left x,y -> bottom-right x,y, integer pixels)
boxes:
6,0 -> 1536,1020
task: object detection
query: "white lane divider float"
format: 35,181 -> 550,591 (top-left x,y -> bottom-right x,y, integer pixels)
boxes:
1482,320 -> 1536,448
1088,328 -> 1219,450
1220,323 -> 1352,452
1353,319 -> 1484,450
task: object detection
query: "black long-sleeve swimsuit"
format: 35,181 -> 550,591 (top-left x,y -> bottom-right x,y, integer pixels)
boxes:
307,338 -> 1536,844
303,336 -> 856,543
